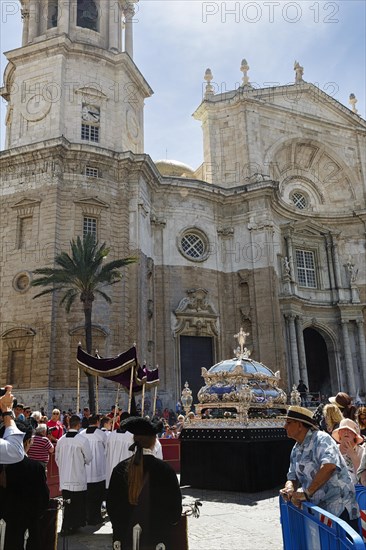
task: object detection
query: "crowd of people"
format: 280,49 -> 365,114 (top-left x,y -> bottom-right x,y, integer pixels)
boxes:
4,383 -> 366,547
280,391 -> 366,535
0,385 -> 183,549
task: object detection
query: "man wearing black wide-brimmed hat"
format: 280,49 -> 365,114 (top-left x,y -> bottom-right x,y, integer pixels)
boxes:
280,406 -> 359,531
107,417 -> 182,550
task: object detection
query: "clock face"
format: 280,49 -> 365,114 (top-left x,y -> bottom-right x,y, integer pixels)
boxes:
82,104 -> 100,123
23,94 -> 51,122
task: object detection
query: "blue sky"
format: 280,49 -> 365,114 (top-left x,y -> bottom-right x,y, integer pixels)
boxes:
1,0 -> 365,168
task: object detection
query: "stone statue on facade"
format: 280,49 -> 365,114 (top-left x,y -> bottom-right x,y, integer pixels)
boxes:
294,61 -> 304,83
283,256 -> 291,279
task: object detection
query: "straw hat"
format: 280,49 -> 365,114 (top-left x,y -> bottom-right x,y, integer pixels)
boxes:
282,406 -> 318,429
332,418 -> 364,445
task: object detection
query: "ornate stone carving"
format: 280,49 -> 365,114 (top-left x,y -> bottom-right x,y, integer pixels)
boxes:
176,288 -> 216,314
217,226 -> 234,238
173,289 -> 218,338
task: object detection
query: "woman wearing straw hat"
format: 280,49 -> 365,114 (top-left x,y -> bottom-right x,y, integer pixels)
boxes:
107,417 -> 182,550
332,418 -> 365,484
280,405 -> 359,531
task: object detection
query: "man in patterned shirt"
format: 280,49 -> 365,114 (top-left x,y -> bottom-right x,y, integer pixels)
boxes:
280,405 -> 359,531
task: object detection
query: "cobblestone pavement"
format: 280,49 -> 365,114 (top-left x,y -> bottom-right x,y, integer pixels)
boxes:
57,485 -> 283,550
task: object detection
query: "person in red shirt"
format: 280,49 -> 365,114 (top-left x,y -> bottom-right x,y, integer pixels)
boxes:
28,423 -> 54,471
47,409 -> 64,442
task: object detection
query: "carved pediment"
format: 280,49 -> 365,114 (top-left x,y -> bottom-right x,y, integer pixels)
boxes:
172,289 -> 219,337
74,197 -> 109,216
283,220 -> 330,238
11,198 -> 41,214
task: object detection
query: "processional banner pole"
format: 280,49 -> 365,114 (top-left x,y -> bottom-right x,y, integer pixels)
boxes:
96,376 -> 99,414
112,384 -> 121,430
152,384 -> 158,416
77,365 -> 80,415
141,381 -> 146,417
128,365 -> 135,414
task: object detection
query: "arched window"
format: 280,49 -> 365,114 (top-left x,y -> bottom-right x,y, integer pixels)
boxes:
77,0 -> 99,32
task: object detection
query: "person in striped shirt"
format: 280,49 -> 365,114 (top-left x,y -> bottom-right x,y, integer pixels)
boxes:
28,423 -> 54,471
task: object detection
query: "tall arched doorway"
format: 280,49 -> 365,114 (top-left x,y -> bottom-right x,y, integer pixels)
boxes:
303,328 -> 331,396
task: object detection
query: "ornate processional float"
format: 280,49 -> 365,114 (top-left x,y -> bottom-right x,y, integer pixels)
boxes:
181,328 -> 289,429
179,329 -> 296,492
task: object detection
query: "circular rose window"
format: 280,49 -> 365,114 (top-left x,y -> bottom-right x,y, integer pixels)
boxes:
178,229 -> 209,262
13,272 -> 31,293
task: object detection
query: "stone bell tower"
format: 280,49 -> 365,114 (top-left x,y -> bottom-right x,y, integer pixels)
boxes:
1,0 -> 152,152
0,0 -> 153,410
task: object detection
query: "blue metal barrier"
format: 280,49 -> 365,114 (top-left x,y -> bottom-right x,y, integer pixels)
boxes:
355,485 -> 366,543
280,495 -> 365,550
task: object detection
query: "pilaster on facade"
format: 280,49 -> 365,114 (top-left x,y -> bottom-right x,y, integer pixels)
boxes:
356,319 -> 366,393
340,319 -> 356,396
284,313 -> 301,387
295,315 -> 309,387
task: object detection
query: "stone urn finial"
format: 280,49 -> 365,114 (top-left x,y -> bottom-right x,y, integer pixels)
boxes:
349,93 -> 358,114
240,58 -> 251,87
204,68 -> 214,98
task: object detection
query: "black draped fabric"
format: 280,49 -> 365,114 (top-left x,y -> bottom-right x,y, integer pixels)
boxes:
180,428 -> 294,492
77,345 -> 137,376
0,456 -> 50,550
76,346 -> 159,394
107,455 -> 182,550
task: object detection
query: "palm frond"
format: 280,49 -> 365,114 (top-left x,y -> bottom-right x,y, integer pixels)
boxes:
94,288 -> 112,304
60,288 -> 79,313
32,287 -> 59,299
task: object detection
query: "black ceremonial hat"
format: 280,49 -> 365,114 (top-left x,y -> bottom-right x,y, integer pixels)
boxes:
120,416 -> 159,436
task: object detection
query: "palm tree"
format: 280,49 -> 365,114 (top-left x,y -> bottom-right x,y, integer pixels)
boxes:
31,234 -> 136,411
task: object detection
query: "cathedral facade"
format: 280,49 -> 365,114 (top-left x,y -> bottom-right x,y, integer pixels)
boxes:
1,0 -> 365,411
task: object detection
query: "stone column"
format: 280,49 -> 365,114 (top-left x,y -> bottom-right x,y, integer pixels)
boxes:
28,0 -> 40,41
124,3 -> 134,58
341,320 -> 356,396
58,0 -> 70,34
332,241 -> 342,289
286,314 -> 301,387
325,234 -> 336,300
21,10 -> 30,45
109,1 -> 120,51
357,319 -> 366,392
295,316 -> 309,387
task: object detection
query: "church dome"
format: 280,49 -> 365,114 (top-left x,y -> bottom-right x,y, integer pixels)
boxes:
155,159 -> 195,177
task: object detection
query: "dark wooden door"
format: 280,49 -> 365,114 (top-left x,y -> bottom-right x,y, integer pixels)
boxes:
180,336 -> 213,405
